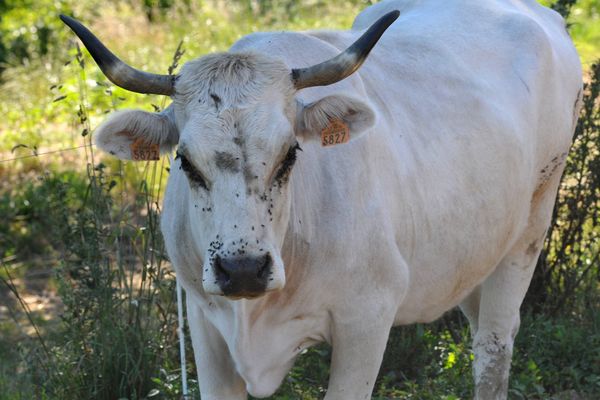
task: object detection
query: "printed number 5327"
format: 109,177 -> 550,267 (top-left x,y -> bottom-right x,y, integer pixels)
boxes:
322,132 -> 347,146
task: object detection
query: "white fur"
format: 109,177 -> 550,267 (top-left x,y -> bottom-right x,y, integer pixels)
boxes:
94,0 -> 582,399
94,106 -> 178,159
296,94 -> 376,141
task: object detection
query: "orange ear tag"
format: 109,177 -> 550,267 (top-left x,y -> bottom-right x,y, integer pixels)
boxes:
130,137 -> 160,161
321,119 -> 350,147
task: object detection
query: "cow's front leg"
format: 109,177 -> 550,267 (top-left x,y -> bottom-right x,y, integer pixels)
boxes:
187,301 -> 247,400
325,317 -> 393,400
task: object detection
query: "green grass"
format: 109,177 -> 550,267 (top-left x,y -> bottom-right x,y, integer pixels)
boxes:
567,0 -> 600,66
1,0 -> 598,154
0,0 -> 362,155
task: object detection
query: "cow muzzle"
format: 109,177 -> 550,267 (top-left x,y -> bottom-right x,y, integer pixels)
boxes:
212,253 -> 273,298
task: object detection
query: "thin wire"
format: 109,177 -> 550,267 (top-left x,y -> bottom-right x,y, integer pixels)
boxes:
0,144 -> 93,163
168,152 -> 189,398
176,279 -> 189,398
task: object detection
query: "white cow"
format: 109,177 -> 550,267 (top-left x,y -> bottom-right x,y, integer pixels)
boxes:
62,0 -> 582,398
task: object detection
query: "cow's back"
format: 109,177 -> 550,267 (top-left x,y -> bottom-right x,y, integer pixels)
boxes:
353,0 -> 581,152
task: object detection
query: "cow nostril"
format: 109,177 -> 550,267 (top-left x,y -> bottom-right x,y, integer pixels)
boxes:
214,256 -> 230,283
212,253 -> 272,295
257,253 -> 272,279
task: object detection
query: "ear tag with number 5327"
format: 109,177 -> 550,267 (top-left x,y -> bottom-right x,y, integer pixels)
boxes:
130,137 -> 160,161
321,119 -> 350,147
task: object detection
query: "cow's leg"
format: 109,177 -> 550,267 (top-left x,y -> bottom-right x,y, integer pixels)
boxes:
471,254 -> 530,400
325,316 -> 394,400
459,285 -> 481,338
472,177 -> 559,400
187,301 -> 247,400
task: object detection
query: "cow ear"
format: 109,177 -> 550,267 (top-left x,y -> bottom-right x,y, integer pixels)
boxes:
94,106 -> 179,160
296,94 -> 376,143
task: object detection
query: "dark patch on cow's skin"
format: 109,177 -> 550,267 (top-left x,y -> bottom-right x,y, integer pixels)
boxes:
231,132 -> 257,184
231,134 -> 257,185
233,136 -> 244,148
526,241 -> 539,257
210,93 -> 221,111
273,142 -> 301,188
243,166 -> 255,184
215,151 -> 239,172
536,152 -> 568,192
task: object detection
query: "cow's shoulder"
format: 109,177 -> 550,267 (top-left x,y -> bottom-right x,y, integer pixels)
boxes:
230,31 -> 325,67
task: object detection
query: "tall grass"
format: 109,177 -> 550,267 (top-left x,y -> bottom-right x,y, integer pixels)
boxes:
527,62 -> 600,315
1,31 -> 192,399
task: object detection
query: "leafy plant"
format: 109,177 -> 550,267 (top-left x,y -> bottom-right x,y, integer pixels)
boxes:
527,61 -> 600,315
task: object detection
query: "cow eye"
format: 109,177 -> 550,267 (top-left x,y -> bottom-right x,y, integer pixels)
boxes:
176,152 -> 209,190
274,142 -> 302,184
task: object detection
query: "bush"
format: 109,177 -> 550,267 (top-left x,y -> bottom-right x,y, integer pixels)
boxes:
527,61 -> 600,315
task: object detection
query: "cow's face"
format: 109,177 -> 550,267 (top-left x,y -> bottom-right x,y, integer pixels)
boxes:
168,54 -> 297,298
93,52 -> 376,298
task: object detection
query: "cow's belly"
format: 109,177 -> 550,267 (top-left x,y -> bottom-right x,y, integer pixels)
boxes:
374,143 -> 535,325
390,195 -> 531,324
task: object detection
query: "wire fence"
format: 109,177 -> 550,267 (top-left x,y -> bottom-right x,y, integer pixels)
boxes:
0,144 -> 94,164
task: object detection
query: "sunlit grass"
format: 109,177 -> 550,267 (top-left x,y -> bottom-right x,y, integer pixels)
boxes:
0,0 -> 362,157
2,0 -> 597,157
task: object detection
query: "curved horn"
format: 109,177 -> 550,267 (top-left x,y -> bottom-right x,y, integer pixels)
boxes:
60,14 -> 175,96
291,10 -> 399,90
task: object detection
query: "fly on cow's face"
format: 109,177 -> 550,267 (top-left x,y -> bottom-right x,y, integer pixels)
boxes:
176,151 -> 209,190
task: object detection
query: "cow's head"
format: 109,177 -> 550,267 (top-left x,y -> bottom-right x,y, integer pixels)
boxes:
61,12 -> 398,299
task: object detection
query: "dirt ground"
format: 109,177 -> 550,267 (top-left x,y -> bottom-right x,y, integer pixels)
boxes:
0,262 -> 63,339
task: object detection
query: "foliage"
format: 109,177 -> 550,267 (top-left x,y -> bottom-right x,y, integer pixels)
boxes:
0,0 -> 78,72
2,63 -> 183,400
0,0 -> 361,154
1,19 -> 186,397
510,311 -> 600,399
265,311 -> 600,399
563,0 -> 600,64
0,0 -> 599,399
551,0 -> 579,17
0,164 -> 186,399
527,61 -> 600,315
45,165 -> 177,399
